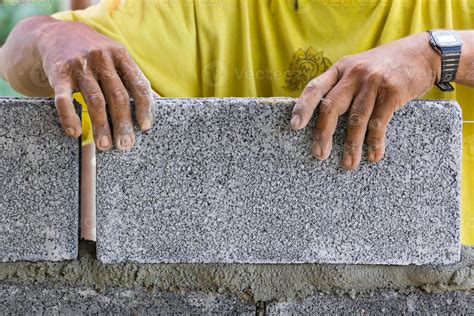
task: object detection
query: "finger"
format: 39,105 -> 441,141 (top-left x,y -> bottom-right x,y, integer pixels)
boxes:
291,66 -> 339,130
98,59 -> 135,151
366,93 -> 398,163
342,87 -> 377,170
77,72 -> 112,151
53,81 -> 82,138
312,81 -> 355,160
114,48 -> 154,131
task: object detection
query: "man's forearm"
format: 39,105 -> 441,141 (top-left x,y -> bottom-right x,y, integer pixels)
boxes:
0,46 -> 5,81
0,15 -> 57,96
455,30 -> 474,87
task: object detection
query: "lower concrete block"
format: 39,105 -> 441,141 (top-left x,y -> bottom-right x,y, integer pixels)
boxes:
0,282 -> 256,315
266,290 -> 473,315
0,97 -> 79,261
97,98 -> 461,264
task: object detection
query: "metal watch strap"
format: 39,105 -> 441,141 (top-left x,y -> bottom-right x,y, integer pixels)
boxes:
428,30 -> 462,92
437,51 -> 461,92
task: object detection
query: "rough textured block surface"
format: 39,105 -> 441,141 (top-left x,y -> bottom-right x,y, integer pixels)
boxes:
0,97 -> 79,261
97,98 -> 461,264
0,282 -> 256,315
266,290 -> 473,315
0,283 -> 471,315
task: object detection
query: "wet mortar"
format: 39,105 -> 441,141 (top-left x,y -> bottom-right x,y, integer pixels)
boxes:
0,241 -> 472,302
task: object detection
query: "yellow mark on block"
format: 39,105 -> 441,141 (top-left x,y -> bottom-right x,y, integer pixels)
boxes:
73,92 -> 94,146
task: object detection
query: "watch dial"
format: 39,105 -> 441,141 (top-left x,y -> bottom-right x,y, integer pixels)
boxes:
438,34 -> 457,44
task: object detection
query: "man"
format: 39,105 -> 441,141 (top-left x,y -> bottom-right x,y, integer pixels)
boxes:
0,0 -> 473,244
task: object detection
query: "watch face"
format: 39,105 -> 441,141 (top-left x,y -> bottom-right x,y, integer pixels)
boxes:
432,30 -> 463,47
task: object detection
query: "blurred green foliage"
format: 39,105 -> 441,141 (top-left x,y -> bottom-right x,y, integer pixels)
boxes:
0,79 -> 20,96
0,1 -> 61,44
0,1 -> 61,95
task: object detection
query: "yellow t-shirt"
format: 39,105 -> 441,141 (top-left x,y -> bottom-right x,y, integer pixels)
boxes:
53,0 -> 474,245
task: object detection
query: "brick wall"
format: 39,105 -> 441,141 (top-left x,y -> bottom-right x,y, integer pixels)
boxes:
0,97 -> 471,314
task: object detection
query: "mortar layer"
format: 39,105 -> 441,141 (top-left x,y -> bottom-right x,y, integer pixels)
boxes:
0,242 -> 472,302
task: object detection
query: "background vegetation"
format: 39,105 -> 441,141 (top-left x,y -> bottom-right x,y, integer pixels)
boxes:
0,1 -> 62,95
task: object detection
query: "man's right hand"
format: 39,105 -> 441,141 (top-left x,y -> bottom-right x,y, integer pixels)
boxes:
0,16 -> 154,151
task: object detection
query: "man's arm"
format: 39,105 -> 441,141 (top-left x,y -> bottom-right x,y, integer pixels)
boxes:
0,16 -> 58,97
0,47 -> 4,81
0,48 -> 3,81
292,30 -> 474,170
0,16 -> 154,151
456,31 -> 474,86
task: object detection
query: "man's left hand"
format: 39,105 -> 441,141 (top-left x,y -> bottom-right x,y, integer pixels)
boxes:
291,32 -> 441,170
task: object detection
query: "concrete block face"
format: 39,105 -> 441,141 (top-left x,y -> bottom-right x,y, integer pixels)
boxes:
97,98 -> 461,264
0,282 -> 256,315
266,290 -> 474,315
0,97 -> 79,261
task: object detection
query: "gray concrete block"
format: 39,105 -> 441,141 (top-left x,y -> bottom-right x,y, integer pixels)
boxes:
0,97 -> 79,261
0,282 -> 256,315
266,289 -> 474,315
97,98 -> 461,265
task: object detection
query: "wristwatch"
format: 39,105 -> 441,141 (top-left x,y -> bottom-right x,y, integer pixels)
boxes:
428,30 -> 463,92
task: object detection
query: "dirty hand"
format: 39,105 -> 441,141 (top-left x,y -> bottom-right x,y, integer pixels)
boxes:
291,32 -> 440,170
38,20 -> 154,151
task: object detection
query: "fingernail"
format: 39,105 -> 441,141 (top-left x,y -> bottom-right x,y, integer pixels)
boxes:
119,135 -> 132,149
368,151 -> 376,162
98,135 -> 110,149
313,143 -> 322,159
291,114 -> 300,129
343,153 -> 352,169
66,127 -> 76,136
141,119 -> 152,131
